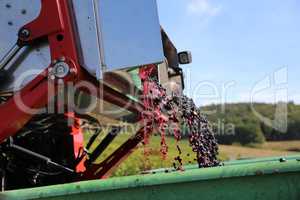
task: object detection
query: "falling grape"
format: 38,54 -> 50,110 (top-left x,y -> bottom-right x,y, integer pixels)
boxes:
139,65 -> 220,170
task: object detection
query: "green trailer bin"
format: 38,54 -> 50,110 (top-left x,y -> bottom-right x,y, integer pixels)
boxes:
2,155 -> 300,200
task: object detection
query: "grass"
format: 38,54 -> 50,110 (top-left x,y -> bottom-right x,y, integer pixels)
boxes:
111,135 -> 229,177
259,141 -> 300,152
218,144 -> 296,160
86,132 -> 228,177
85,131 -> 299,177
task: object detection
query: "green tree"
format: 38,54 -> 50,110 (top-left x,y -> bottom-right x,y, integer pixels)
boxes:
235,123 -> 265,145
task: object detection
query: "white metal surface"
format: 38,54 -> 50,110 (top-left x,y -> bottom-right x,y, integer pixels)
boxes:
72,0 -> 164,78
71,0 -> 103,78
0,0 -> 50,92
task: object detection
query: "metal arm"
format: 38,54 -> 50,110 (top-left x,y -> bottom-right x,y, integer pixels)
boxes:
0,0 -> 150,179
0,44 -> 22,71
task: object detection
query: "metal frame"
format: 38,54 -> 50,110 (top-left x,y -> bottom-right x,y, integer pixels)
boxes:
0,0 -> 151,179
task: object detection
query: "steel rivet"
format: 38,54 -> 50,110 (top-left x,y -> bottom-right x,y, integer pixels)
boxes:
50,75 -> 55,80
279,158 -> 287,163
19,29 -> 30,39
52,62 -> 70,78
70,68 -> 76,73
255,170 -> 264,175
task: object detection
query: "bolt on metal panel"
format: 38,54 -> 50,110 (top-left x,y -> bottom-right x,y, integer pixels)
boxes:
0,0 -> 50,92
0,0 -> 164,91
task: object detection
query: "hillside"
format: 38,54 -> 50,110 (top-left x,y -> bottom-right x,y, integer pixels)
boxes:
201,102 -> 300,145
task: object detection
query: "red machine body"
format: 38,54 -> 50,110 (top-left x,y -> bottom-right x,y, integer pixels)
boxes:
0,0 -> 151,186
0,0 -> 214,191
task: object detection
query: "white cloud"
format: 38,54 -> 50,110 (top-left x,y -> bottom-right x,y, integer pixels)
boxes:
187,0 -> 221,17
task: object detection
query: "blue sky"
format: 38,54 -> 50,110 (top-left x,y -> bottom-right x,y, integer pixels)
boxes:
157,0 -> 300,106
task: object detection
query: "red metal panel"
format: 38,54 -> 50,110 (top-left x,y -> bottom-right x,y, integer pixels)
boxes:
0,74 -> 50,142
0,0 -> 153,177
0,0 -> 84,171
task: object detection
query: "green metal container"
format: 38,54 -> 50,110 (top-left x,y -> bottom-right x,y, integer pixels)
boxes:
2,155 -> 300,200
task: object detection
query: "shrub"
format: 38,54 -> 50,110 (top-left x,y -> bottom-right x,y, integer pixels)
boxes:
235,123 -> 265,145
